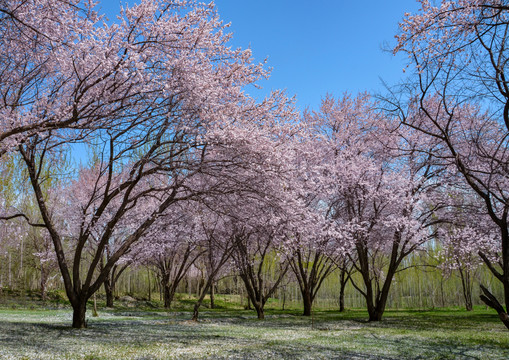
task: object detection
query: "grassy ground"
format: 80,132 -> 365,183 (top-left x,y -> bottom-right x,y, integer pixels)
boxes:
0,303 -> 508,360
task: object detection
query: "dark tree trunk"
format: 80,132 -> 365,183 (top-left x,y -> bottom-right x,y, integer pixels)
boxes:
232,234 -> 289,321
161,274 -> 172,309
192,279 -> 212,321
197,277 -> 205,298
72,299 -> 88,329
104,277 -> 114,308
255,304 -> 265,320
365,299 -> 377,321
368,295 -> 389,322
480,285 -> 509,329
465,293 -> 473,312
191,303 -> 200,321
191,233 -> 232,321
210,280 -> 215,309
153,246 -> 200,309
459,268 -> 473,311
103,263 -> 128,308
302,290 -> 313,317
245,292 -> 265,319
479,227 -> 509,328
368,308 -> 384,322
163,284 -> 172,309
339,286 -> 345,312
366,270 -> 396,322
356,243 -> 377,321
289,249 -> 334,318
20,143 -> 172,330
239,275 -> 269,320
352,233 -> 402,322
339,269 -> 348,312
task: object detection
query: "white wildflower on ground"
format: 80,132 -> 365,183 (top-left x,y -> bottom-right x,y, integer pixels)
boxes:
0,309 -> 508,359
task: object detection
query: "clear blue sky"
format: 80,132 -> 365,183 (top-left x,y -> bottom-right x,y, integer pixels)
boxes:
100,0 -> 421,111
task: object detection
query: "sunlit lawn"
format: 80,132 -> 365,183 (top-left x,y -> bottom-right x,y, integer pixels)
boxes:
0,305 -> 508,359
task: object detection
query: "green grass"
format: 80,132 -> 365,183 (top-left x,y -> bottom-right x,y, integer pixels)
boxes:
0,305 -> 508,359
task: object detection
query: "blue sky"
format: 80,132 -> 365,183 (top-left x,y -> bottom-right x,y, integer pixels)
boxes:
100,0 -> 421,111
214,1 -> 420,110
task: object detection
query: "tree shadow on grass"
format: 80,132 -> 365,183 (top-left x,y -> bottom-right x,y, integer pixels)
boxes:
0,311 -> 507,360
0,318 -> 239,353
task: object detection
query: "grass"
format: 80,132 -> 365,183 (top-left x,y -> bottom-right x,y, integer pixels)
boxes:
0,304 -> 508,359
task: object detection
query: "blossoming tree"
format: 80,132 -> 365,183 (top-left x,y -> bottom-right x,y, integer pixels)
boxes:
394,0 -> 509,328
3,0 -> 294,328
308,94 -> 443,321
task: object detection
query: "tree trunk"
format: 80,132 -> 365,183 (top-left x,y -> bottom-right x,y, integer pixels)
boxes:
366,298 -> 377,321
302,290 -> 313,316
72,300 -> 88,329
197,277 -> 204,299
210,280 -> 215,309
160,272 -> 177,310
480,285 -> 509,329
367,272 -> 396,322
192,280 -> 212,321
104,277 -> 114,308
354,238 -> 400,322
465,292 -> 473,312
163,283 -> 171,309
459,268 -> 473,311
157,274 -> 162,301
339,286 -> 345,312
368,308 -> 384,322
92,293 -> 98,317
255,304 -> 265,320
339,269 -> 348,312
191,302 -> 200,321
368,299 -> 389,322
240,275 -> 266,320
